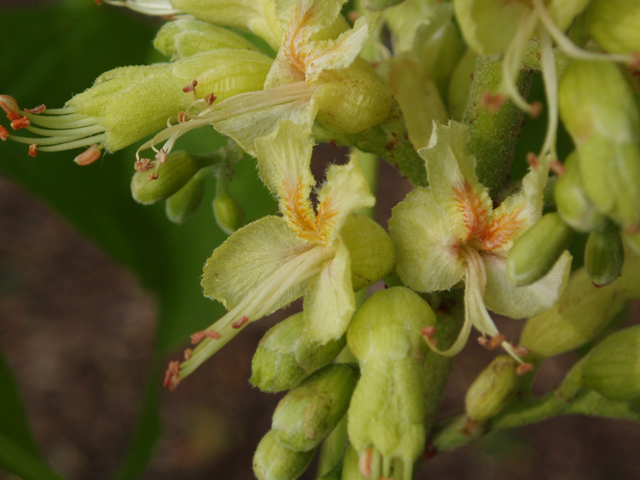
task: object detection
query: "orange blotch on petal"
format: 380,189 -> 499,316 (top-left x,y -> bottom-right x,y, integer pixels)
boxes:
451,181 -> 489,241
481,206 -> 525,251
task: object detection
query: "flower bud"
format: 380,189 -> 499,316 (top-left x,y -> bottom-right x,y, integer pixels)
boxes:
272,364 -> 358,452
447,49 -> 478,122
347,288 -> 436,474
465,356 -> 519,422
213,176 -> 246,235
251,312 -> 346,393
253,430 -> 316,480
168,0 -> 282,51
574,325 -> 640,402
131,151 -> 208,205
165,168 -> 212,224
154,18 -> 259,60
339,214 -> 395,292
585,224 -> 625,286
314,59 -> 395,135
507,213 -> 573,287
519,265 -> 630,359
554,150 -> 606,232
587,0 -> 640,54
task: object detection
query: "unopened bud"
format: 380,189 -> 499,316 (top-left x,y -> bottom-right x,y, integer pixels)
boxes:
587,0 -> 640,54
154,18 -> 258,60
339,214 -> 395,292
253,430 -> 316,480
347,288 -> 436,470
447,49 -> 478,122
314,59 -> 394,134
554,150 -> 606,232
507,213 -> 573,287
465,356 -> 519,422
272,364 -> 357,452
251,312 -> 346,393
585,224 -> 625,286
131,151 -> 208,205
213,176 -> 246,235
165,167 -> 212,224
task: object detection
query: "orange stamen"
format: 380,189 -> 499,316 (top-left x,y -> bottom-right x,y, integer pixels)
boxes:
0,125 -> 8,141
24,104 -> 46,114
74,145 -> 102,166
516,363 -> 534,376
11,116 -> 30,130
0,95 -> 20,120
28,144 -> 37,157
163,361 -> 181,391
231,315 -> 249,329
190,329 -> 221,344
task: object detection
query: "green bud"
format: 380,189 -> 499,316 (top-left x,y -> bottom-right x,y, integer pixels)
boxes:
272,364 -> 357,452
507,213 -> 574,287
251,312 -> 346,393
131,151 -> 209,205
339,214 -> 395,292
568,325 -> 640,402
585,224 -> 625,286
554,150 -> 606,232
168,0 -> 282,51
253,430 -> 316,480
314,59 -> 395,134
347,288 -> 436,472
519,265 -> 628,359
213,176 -> 246,235
154,18 -> 259,60
447,49 -> 478,122
465,356 -> 519,422
587,0 -> 640,54
165,168 -> 212,224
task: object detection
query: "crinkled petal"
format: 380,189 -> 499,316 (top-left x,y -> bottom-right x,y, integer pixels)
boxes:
419,121 -> 493,243
315,151 -> 375,244
211,82 -> 317,156
389,187 -> 465,292
303,240 -> 355,343
202,215 -> 316,311
485,161 -> 550,253
255,120 -> 316,223
483,250 -> 572,319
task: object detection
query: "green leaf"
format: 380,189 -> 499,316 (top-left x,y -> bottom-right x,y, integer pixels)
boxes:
0,3 -> 276,480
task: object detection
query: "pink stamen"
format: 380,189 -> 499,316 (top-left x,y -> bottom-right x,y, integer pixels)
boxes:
231,315 -> 249,329
511,344 -> 530,357
549,159 -> 566,176
28,144 -> 37,157
182,80 -> 198,93
190,329 -> 222,344
529,102 -> 542,118
478,333 -> 506,350
155,149 -> 167,164
148,173 -> 159,181
526,152 -> 540,169
184,348 -> 193,361
204,93 -> 217,106
163,361 -> 181,391
74,145 -> 101,166
516,363 -> 534,376
134,158 -> 154,173
421,326 -> 438,346
24,104 -> 46,114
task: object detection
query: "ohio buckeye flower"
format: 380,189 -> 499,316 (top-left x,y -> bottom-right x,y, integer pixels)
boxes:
164,120 -> 375,389
389,121 -> 571,365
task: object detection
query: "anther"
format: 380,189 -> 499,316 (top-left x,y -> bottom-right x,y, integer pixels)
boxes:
11,116 -> 31,130
629,52 -> 640,70
347,11 -> 361,22
516,363 -> 534,376
0,95 -> 20,120
134,158 -> 154,172
529,102 -> 543,118
0,125 -> 8,141
183,80 -> 198,93
527,152 -> 540,169
24,105 -> 46,114
231,315 -> 249,329
190,329 -> 222,344
28,144 -> 37,157
74,145 -> 102,166
155,149 -> 167,164
549,159 -> 566,176
481,92 -> 505,112
204,93 -> 217,106
162,361 -> 181,391
184,348 -> 193,361
421,326 -> 438,346
148,173 -> 159,181
511,343 -> 530,357
478,333 -> 505,350
177,111 -> 187,123
358,449 -> 373,479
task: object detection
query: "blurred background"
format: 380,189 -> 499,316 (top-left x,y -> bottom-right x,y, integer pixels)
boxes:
1,1 -> 640,479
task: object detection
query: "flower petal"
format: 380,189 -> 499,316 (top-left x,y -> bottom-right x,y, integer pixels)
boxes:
483,250 -> 572,319
255,120 -> 316,227
418,121 -> 493,243
303,239 -> 355,343
389,187 -> 465,292
315,151 -> 375,244
202,215 -> 316,311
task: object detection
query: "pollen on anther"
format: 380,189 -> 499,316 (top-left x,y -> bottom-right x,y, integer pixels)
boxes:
0,125 -> 8,141
155,149 -> 167,164
74,145 -> 102,166
529,102 -> 543,118
516,363 -> 534,376
478,333 -> 505,350
511,344 -> 529,357
0,95 -> 20,120
28,144 -> 37,157
163,361 -> 181,391
205,93 -> 217,106
11,116 -> 31,130
421,326 -> 438,346
183,80 -> 198,93
526,153 -> 540,169
184,348 -> 193,361
148,173 -> 159,181
177,111 -> 187,123
25,104 -> 46,114
191,329 -> 222,344
134,158 -> 154,172
232,315 -> 249,329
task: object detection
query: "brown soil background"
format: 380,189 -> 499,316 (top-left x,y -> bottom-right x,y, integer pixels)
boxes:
1,152 -> 640,480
